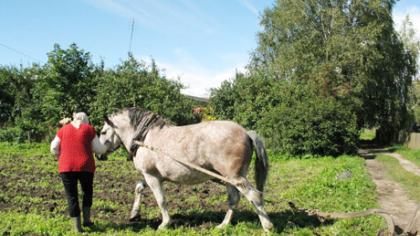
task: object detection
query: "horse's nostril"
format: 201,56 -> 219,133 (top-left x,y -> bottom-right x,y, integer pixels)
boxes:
98,154 -> 108,161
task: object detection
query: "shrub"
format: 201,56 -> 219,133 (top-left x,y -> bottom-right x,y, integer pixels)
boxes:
258,84 -> 358,156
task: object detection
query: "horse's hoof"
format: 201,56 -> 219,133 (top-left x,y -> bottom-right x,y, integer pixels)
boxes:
129,214 -> 140,222
216,223 -> 228,229
262,221 -> 274,232
157,220 -> 171,230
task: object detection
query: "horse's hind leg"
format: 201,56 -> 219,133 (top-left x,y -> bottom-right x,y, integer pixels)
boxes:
233,177 -> 273,232
129,180 -> 146,221
143,173 -> 171,229
217,184 -> 240,228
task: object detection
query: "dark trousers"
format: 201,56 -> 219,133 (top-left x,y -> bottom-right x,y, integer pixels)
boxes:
60,172 -> 94,217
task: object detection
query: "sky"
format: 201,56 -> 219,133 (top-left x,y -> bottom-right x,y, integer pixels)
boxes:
0,0 -> 419,97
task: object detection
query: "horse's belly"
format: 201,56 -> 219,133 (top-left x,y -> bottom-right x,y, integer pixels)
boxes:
134,148 -> 213,184
158,162 -> 211,184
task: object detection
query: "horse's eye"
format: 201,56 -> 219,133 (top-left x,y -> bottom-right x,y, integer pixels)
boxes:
101,131 -> 107,135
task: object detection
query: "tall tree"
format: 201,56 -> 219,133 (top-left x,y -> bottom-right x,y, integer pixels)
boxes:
250,0 -> 416,144
399,15 -> 420,128
38,43 -> 98,126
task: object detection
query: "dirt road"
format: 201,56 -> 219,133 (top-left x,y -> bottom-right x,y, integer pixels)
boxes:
365,157 -> 420,234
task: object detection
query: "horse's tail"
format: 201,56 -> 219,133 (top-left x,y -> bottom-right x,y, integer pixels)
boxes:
247,130 -> 269,192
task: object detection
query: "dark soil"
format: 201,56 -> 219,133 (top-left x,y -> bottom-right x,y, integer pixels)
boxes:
0,154 -> 231,226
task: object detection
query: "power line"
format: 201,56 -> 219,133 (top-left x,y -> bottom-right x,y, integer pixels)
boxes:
0,42 -> 41,63
128,19 -> 135,54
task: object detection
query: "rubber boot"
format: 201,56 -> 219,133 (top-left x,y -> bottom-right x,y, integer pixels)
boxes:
72,216 -> 83,233
82,207 -> 94,227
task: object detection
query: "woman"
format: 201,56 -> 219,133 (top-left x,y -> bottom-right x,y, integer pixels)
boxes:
50,112 -> 106,232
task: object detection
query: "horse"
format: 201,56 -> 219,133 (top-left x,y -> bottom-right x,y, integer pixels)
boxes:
98,108 -> 273,232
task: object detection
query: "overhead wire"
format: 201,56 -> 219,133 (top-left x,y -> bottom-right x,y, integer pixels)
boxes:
0,42 -> 41,63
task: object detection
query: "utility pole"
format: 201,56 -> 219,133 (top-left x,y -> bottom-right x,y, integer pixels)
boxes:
128,19 -> 135,54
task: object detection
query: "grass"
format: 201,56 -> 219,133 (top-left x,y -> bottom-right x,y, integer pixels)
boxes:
376,154 -> 420,203
395,146 -> 420,168
0,142 -> 385,235
359,128 -> 376,141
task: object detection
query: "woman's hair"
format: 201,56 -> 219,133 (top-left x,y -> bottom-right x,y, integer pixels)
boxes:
73,112 -> 89,124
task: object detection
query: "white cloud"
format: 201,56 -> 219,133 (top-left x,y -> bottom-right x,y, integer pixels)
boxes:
160,62 -> 244,98
138,49 -> 247,98
84,0 -> 160,30
237,0 -> 260,16
393,6 -> 420,40
83,0 -> 215,35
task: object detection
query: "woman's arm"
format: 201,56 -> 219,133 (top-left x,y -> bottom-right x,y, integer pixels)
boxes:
92,136 -> 107,155
50,136 -> 61,158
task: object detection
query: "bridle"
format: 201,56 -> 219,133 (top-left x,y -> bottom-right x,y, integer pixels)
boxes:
103,127 -> 122,154
103,126 -> 138,161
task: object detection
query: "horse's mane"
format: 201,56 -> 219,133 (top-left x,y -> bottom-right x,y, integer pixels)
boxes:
125,107 -> 170,140
116,108 -> 171,158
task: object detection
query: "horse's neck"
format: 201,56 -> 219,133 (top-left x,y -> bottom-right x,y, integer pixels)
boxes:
115,126 -> 136,152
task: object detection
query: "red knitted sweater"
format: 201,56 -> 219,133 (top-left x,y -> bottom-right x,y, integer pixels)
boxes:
57,123 -> 96,173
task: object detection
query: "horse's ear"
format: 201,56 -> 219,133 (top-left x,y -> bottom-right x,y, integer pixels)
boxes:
104,115 -> 117,128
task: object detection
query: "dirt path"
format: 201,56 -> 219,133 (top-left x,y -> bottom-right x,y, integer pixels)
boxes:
365,158 -> 420,234
383,152 -> 420,176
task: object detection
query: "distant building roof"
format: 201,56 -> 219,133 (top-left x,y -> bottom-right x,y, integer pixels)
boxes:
185,95 -> 209,103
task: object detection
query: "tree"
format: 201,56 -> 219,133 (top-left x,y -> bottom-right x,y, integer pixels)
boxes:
399,15 -> 420,129
0,67 -> 17,126
210,72 -> 274,130
0,45 -> 196,142
91,54 -> 195,126
399,15 -> 420,72
38,43 -> 99,127
0,65 -> 46,141
211,0 -> 416,155
250,0 -> 416,145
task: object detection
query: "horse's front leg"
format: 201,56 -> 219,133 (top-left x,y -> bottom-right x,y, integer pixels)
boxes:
143,173 -> 171,229
129,180 -> 147,221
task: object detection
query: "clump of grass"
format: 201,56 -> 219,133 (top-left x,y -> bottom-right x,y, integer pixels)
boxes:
396,146 -> 420,168
0,142 -> 50,158
359,128 -> 376,141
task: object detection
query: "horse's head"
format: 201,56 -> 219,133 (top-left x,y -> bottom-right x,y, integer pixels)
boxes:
98,108 -> 168,160
98,116 -> 122,160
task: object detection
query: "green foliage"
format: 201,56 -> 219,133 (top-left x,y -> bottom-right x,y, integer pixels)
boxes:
0,67 -> 16,125
210,73 -> 274,129
258,83 -> 358,156
0,127 -> 21,142
0,45 -> 196,142
413,80 -> 420,127
0,65 -> 47,141
359,128 -> 376,141
91,54 -> 195,126
38,43 -> 100,127
211,77 -> 358,156
255,0 -> 415,144
211,0 -> 417,155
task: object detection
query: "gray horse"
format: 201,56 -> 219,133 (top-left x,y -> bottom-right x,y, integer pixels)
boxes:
99,108 -> 273,232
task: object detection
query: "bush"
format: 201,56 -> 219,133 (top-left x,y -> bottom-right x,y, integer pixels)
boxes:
0,127 -> 21,142
258,84 -> 358,156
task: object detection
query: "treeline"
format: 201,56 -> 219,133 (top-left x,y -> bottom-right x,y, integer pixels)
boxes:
0,44 -> 197,142
1,0 -> 419,157
210,0 -> 419,156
